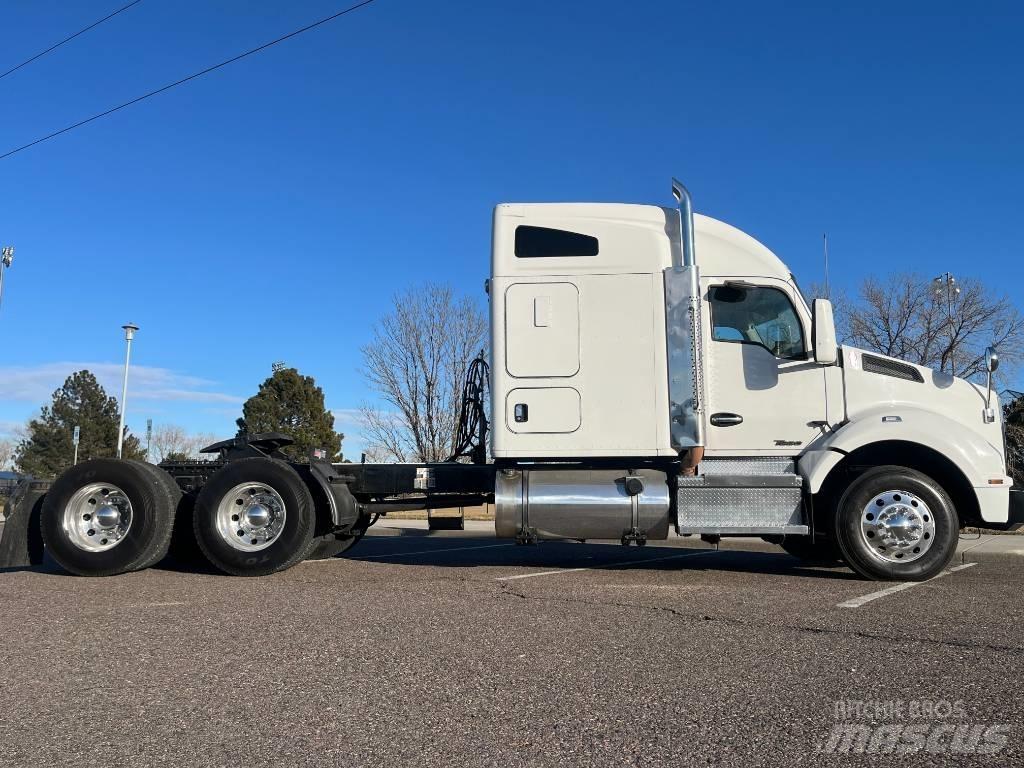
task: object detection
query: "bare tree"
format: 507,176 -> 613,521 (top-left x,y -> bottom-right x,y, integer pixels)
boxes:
150,424 -> 216,463
360,284 -> 487,462
0,438 -> 15,471
838,273 -> 1024,381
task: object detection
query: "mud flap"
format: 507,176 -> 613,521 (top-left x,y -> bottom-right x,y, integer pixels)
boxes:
0,480 -> 48,569
1009,490 -> 1024,531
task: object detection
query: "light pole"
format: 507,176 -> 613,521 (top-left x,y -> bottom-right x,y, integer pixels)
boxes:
0,246 -> 13,314
116,323 -> 139,459
934,272 -> 961,375
934,272 -> 960,318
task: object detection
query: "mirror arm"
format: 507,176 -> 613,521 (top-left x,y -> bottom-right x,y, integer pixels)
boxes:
984,346 -> 1000,424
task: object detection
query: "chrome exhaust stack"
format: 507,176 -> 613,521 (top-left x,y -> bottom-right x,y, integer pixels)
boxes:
664,177 -> 705,453
671,177 -> 695,268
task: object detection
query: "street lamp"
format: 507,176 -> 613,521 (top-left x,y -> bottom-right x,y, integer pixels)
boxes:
116,323 -> 139,459
0,245 -> 14,314
934,272 -> 960,318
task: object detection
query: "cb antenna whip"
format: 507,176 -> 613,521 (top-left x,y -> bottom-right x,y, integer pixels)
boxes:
823,232 -> 831,299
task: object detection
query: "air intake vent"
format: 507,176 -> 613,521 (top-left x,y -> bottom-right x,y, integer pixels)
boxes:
862,354 -> 924,383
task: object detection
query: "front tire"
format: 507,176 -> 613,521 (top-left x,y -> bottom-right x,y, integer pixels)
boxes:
779,535 -> 843,565
834,466 -> 958,581
193,458 -> 315,576
40,459 -> 176,576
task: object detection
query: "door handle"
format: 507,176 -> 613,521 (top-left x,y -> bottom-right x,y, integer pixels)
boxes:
710,412 -> 744,427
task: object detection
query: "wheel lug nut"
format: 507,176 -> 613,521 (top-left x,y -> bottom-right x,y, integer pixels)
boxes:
83,514 -> 91,521
87,529 -> 95,536
237,529 -> 244,536
231,514 -> 239,521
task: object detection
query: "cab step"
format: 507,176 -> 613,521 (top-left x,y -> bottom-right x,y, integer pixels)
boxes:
676,457 -> 807,535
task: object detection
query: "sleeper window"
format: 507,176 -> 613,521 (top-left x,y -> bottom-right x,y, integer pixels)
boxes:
515,226 -> 599,258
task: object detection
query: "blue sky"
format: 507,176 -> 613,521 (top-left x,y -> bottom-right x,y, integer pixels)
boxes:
1,0 -> 1021,457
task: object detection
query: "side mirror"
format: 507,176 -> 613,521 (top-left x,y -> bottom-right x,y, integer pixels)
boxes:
986,346 -> 1000,374
812,299 -> 838,365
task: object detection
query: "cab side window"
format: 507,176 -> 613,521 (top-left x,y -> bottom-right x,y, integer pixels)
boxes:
709,285 -> 805,360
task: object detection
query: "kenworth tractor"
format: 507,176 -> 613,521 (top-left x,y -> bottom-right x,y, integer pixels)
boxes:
34,180 -> 1021,581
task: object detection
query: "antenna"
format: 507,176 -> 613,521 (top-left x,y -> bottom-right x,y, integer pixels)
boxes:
823,232 -> 831,299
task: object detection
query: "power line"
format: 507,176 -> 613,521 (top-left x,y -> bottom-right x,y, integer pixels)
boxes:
0,0 -> 380,162
0,1 -> 144,82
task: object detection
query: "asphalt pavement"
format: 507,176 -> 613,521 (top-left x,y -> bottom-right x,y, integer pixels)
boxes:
0,522 -> 1021,767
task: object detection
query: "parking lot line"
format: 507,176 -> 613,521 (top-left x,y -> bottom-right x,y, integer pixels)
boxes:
495,548 -> 719,581
835,562 -> 977,609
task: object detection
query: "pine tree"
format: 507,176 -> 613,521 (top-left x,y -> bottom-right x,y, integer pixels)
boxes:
1006,393 -> 1024,481
236,367 -> 343,462
15,370 -> 145,477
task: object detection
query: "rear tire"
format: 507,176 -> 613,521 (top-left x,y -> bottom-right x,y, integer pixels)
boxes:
306,533 -> 361,560
166,492 -> 203,566
193,458 -> 315,576
834,465 -> 958,581
40,459 -> 175,576
130,462 -> 183,570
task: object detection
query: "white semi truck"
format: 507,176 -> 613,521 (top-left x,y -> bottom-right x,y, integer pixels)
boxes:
36,180 -> 1021,581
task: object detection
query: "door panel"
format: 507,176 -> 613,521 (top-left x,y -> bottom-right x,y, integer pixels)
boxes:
505,282 -> 579,378
506,388 -> 581,434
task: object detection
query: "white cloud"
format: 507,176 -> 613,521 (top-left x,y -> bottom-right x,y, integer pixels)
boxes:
330,407 -> 366,429
0,420 -> 26,438
329,406 -> 409,460
0,361 -> 242,406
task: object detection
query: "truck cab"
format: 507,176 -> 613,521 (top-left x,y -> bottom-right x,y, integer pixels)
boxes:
489,181 -> 1016,580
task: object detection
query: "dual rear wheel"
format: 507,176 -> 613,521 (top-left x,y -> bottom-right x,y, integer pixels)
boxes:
41,457 -> 360,577
40,459 -> 179,577
192,458 -> 316,576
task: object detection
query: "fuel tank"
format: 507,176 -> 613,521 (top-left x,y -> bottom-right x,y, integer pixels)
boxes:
495,468 -> 670,541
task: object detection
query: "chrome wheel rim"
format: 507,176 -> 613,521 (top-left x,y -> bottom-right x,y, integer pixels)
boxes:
216,482 -> 287,552
63,483 -> 133,552
860,489 -> 935,564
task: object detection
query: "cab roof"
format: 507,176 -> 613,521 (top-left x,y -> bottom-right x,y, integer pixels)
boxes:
492,202 -> 790,280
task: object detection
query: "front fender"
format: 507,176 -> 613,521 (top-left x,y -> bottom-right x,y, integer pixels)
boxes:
800,406 -> 1011,523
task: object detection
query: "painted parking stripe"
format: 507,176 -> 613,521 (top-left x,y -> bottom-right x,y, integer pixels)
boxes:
495,548 -> 719,581
836,562 -> 977,609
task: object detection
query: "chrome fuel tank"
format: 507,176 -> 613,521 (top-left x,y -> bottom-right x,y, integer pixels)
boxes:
495,468 -> 670,541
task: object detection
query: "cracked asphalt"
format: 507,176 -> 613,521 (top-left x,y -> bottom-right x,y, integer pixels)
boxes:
1,525 -> 1021,767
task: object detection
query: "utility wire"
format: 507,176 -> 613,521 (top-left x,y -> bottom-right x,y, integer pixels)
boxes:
0,0 -> 144,82
0,0 -> 379,161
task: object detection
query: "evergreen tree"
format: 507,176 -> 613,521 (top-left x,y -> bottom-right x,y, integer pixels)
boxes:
1006,393 -> 1024,481
236,366 -> 343,462
15,370 -> 145,477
